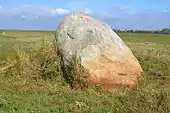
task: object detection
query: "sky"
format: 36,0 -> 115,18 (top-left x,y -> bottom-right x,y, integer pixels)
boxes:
0,0 -> 170,30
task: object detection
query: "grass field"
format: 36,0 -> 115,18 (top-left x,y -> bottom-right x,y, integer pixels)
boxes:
0,30 -> 170,113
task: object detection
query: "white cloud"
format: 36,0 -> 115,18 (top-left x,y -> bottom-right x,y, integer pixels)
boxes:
20,15 -> 26,20
83,8 -> 93,14
51,8 -> 70,15
163,9 -> 170,13
0,4 -> 169,30
0,5 -> 71,18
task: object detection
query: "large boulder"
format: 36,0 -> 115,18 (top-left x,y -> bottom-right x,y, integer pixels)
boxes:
55,14 -> 143,89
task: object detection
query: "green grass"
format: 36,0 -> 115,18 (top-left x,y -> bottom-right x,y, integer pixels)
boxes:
0,30 -> 170,113
119,33 -> 170,45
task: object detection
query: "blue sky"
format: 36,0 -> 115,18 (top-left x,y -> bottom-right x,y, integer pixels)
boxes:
0,0 -> 170,30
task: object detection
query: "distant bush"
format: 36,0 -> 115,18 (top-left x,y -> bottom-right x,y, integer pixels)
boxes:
161,28 -> 170,34
113,28 -> 170,34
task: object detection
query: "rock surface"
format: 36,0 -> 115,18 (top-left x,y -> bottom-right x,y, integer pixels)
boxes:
55,14 -> 143,89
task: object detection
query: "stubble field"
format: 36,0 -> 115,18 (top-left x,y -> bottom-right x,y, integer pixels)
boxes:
0,30 -> 170,113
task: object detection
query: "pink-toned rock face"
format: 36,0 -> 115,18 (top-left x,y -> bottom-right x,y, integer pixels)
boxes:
55,14 -> 143,89
83,56 -> 143,89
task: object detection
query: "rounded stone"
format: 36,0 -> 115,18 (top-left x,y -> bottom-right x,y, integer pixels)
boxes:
55,14 -> 143,89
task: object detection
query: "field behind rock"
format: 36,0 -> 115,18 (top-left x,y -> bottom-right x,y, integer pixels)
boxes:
0,30 -> 170,113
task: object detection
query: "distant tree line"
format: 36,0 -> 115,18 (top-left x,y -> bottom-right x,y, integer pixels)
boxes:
113,28 -> 170,34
